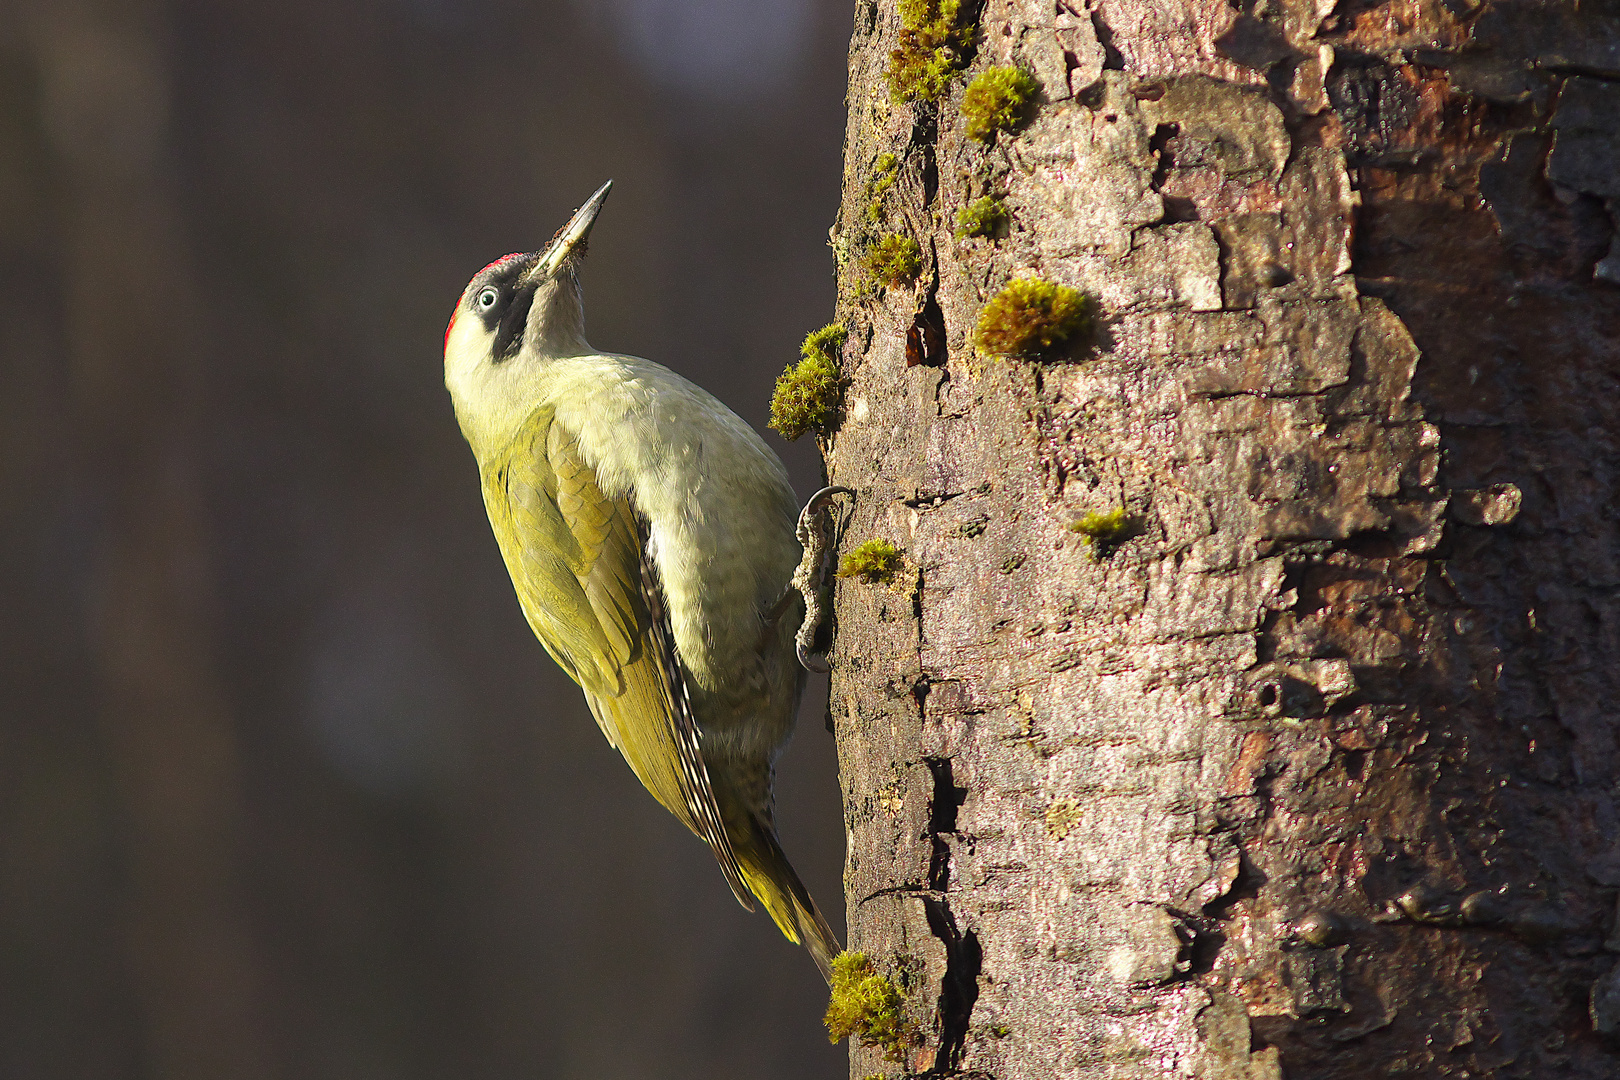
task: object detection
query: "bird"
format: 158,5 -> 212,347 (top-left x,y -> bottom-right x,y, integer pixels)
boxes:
442,181 -> 842,980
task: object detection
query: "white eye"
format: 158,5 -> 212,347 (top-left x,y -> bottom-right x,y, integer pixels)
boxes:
475,286 -> 500,311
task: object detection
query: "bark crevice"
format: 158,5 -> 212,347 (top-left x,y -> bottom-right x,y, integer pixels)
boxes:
921,755 -> 978,1075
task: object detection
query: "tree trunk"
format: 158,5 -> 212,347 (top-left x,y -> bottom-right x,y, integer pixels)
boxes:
823,2 -> 1620,1078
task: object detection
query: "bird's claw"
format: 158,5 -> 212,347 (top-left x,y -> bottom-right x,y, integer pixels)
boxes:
796,642 -> 831,675
800,485 -> 853,521
791,486 -> 852,672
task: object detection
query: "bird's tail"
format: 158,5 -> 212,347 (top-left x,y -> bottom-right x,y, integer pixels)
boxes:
726,800 -> 842,983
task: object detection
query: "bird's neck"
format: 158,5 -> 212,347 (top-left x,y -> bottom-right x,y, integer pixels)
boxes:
529,269 -> 590,357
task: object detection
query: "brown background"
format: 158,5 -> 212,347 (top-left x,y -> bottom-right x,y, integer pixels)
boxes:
0,1 -> 852,1076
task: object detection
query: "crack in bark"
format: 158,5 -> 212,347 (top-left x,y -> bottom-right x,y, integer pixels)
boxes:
1087,5 -> 1124,72
859,883 -> 944,905
924,757 -> 965,888
905,491 -> 965,508
922,899 -> 982,1075
921,756 -> 979,1076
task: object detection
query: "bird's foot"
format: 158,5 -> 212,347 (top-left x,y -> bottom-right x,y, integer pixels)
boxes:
789,485 -> 852,673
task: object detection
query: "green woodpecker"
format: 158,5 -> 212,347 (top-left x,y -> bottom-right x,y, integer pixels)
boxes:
443,181 -> 841,980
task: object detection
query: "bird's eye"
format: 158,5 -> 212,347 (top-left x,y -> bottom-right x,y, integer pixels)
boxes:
475,286 -> 500,311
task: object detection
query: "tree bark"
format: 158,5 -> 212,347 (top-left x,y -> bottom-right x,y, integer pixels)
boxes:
824,2 -> 1620,1078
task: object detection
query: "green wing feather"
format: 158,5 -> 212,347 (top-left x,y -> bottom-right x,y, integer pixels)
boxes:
483,409 -> 750,908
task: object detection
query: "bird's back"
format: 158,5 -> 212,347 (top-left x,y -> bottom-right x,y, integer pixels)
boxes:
527,353 -> 804,749
472,353 -> 838,975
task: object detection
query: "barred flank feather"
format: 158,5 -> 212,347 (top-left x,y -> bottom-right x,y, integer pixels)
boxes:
637,525 -> 751,909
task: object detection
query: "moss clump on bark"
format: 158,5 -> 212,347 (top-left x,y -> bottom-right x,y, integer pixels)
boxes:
800,322 -> 848,363
824,952 -> 911,1059
1070,507 -> 1133,558
838,539 -> 904,586
955,195 -> 1008,238
886,0 -> 975,104
1070,507 -> 1128,539
864,234 -> 922,286
961,66 -> 1038,141
768,323 -> 846,440
864,152 -> 900,223
974,277 -> 1092,357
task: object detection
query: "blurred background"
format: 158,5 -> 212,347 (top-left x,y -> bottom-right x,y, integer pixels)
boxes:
0,0 -> 851,1076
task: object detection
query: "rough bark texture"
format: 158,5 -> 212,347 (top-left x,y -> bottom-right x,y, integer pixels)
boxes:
823,2 -> 1620,1078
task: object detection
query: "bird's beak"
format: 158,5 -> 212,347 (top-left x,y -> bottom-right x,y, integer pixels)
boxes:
525,180 -> 612,285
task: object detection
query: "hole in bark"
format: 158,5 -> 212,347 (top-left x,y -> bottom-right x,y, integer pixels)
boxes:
1161,196 -> 1199,222
906,290 -> 947,367
920,150 -> 939,210
1280,675 -> 1324,718
1343,748 -> 1367,780
1291,563 -> 1340,616
1270,563 -> 1321,621
1337,529 -> 1399,557
1187,925 -> 1227,974
1149,122 -> 1179,190
1256,611 -> 1281,662
1204,851 -> 1267,920
1265,58 -> 1296,94
1258,684 -> 1279,707
912,676 -> 932,716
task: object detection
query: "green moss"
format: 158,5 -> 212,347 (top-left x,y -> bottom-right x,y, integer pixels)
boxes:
801,322 -> 848,363
825,952 -> 911,1059
863,234 -> 922,287
961,66 -> 1039,141
769,324 -> 847,441
838,539 -> 903,586
865,153 -> 900,224
899,0 -> 952,24
889,41 -> 957,104
1069,507 -> 1134,558
955,195 -> 1008,239
974,277 -> 1092,358
886,0 -> 975,104
1070,507 -> 1129,539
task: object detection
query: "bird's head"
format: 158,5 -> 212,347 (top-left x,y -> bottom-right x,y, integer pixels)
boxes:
444,181 -> 610,454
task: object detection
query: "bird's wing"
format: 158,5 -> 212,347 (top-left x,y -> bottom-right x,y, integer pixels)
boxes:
486,410 -> 750,909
